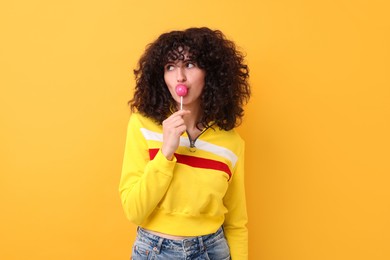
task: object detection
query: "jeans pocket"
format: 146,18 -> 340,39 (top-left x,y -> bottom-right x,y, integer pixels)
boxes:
131,240 -> 155,260
204,236 -> 231,260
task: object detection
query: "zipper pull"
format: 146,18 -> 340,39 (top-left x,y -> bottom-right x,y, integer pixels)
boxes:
189,140 -> 196,152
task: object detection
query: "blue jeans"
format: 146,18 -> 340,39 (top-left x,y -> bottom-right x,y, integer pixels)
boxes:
131,227 -> 231,260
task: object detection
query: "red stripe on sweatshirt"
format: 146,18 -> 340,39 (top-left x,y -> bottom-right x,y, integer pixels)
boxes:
149,148 -> 231,179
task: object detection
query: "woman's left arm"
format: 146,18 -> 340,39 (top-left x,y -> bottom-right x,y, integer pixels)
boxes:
223,141 -> 248,260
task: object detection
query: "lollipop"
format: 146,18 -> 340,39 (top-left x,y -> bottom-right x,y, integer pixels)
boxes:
175,84 -> 188,110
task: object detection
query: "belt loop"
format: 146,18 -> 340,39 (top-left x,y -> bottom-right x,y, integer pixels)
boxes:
152,237 -> 164,254
198,236 -> 205,253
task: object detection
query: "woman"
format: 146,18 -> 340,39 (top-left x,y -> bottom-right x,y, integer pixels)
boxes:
119,27 -> 251,259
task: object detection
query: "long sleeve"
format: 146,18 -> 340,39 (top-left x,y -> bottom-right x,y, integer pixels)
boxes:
223,142 -> 248,260
119,114 -> 175,225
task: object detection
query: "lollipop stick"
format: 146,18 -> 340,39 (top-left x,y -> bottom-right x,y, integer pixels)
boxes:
180,96 -> 183,110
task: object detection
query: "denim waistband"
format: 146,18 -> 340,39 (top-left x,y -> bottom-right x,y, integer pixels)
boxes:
136,227 -> 225,254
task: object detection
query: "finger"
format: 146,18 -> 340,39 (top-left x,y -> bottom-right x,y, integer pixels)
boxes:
164,110 -> 189,125
163,116 -> 185,128
171,109 -> 191,117
177,125 -> 187,135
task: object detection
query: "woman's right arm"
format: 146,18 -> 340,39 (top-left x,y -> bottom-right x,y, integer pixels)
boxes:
119,114 -> 177,225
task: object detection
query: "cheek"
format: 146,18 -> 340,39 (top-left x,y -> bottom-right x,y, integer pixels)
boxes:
163,73 -> 169,85
164,74 -> 174,90
198,75 -> 206,91
199,71 -> 206,86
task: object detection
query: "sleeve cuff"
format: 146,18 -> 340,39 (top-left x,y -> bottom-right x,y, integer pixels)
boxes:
150,149 -> 177,177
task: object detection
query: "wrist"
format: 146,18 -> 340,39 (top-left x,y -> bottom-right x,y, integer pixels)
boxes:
161,147 -> 174,161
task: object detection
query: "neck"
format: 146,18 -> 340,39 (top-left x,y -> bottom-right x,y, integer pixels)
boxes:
181,103 -> 203,131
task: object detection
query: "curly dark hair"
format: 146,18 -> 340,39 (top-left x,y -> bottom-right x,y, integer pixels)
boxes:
129,27 -> 250,131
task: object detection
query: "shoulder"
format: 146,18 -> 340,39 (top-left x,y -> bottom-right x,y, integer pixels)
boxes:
206,127 -> 245,155
215,127 -> 243,141
128,112 -> 162,132
129,112 -> 157,126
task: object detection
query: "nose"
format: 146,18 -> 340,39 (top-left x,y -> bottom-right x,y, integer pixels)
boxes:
176,67 -> 186,82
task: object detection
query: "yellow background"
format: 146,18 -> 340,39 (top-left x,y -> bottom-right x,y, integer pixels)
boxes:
1,0 -> 389,259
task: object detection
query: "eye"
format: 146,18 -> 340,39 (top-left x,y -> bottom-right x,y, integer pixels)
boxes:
165,64 -> 174,71
186,62 -> 196,69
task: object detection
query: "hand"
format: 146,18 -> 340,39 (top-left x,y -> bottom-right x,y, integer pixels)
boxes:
161,110 -> 190,160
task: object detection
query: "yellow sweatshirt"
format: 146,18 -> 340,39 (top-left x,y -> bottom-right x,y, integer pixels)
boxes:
119,112 -> 248,259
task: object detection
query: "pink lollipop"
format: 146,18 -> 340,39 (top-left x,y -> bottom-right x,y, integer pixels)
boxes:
175,85 -> 188,110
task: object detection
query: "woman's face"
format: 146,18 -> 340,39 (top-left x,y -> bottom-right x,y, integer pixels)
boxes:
163,52 -> 206,110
